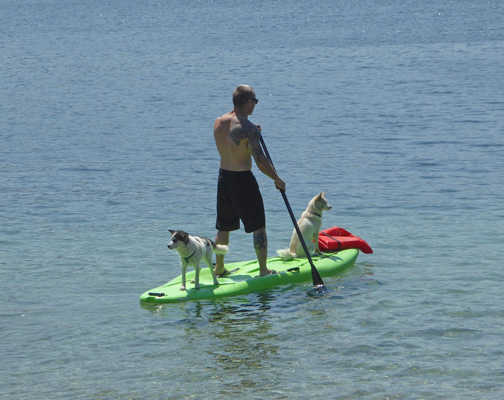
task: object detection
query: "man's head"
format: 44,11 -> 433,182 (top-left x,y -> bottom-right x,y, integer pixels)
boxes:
233,85 -> 259,110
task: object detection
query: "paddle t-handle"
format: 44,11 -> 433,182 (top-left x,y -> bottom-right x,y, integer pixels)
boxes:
259,134 -> 326,292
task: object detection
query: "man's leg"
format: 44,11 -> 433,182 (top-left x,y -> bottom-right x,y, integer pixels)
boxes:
214,230 -> 229,276
253,227 -> 273,276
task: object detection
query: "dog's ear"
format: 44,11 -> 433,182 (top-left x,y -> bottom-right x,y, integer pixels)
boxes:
320,192 -> 326,198
168,229 -> 176,235
182,231 -> 189,244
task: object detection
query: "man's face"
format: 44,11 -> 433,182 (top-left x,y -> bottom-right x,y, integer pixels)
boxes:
247,94 -> 258,115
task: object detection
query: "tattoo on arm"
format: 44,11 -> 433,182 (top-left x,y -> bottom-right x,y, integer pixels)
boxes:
248,133 -> 265,162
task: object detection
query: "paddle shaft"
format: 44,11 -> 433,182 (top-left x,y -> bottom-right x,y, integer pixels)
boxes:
259,134 -> 326,291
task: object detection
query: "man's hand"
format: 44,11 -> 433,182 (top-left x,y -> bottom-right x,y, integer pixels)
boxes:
275,179 -> 286,191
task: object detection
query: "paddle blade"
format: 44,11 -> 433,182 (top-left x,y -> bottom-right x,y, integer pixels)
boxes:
310,264 -> 327,292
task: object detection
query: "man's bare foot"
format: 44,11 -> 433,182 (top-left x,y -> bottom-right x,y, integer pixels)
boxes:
259,269 -> 277,277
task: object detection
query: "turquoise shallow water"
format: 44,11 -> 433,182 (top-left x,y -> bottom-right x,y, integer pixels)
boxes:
1,1 -> 504,399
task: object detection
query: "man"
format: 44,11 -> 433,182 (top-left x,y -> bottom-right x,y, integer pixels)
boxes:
214,85 -> 286,277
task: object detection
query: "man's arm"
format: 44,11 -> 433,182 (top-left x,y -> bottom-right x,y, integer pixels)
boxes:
248,131 -> 286,191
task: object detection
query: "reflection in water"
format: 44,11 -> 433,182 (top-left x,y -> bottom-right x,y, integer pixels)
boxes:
206,292 -> 279,372
138,267 -> 380,395
174,291 -> 283,391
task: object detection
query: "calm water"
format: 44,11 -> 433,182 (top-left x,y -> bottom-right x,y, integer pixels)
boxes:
1,1 -> 504,399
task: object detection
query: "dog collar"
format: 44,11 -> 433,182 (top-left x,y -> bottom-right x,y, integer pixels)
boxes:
310,211 -> 322,218
183,250 -> 196,263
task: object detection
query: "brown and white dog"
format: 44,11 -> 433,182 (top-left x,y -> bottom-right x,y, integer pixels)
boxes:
277,192 -> 332,260
168,230 -> 228,290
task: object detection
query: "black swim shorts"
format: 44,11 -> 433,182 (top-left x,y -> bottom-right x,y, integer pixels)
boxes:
216,169 -> 266,233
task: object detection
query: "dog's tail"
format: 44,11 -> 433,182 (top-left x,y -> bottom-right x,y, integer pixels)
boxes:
211,242 -> 229,255
277,248 -> 295,261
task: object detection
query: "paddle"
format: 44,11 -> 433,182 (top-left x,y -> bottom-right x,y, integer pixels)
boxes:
259,134 -> 327,293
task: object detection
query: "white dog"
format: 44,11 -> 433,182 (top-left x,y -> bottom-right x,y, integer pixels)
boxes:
277,192 -> 332,260
168,230 -> 229,291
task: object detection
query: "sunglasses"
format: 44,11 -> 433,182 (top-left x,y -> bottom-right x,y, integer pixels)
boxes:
249,98 -> 259,104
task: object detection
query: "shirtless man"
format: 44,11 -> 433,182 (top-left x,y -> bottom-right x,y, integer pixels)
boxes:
214,85 -> 286,277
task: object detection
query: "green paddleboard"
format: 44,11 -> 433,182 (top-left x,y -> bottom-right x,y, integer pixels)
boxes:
139,249 -> 359,303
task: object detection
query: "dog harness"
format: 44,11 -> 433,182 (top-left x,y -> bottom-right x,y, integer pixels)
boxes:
183,250 -> 196,263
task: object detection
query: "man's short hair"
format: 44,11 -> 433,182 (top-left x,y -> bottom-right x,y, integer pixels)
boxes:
233,85 -> 255,107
